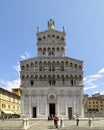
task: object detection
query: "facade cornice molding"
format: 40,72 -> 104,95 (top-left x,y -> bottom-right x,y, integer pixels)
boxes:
20,56 -> 83,63
36,29 -> 66,36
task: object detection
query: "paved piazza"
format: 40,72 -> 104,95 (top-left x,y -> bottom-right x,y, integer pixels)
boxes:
0,118 -> 104,130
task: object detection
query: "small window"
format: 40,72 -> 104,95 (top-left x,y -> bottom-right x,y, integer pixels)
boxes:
56,36 -> 60,39
2,104 -> 6,108
22,75 -> 25,79
71,80 -> 73,86
61,37 -> 65,41
70,63 -> 73,68
8,105 -> 10,109
43,36 -> 46,39
47,34 -> 50,37
52,35 -> 55,37
38,37 -> 42,41
21,65 -> 25,70
30,80 -> 34,86
13,106 -> 15,109
79,65 -> 82,70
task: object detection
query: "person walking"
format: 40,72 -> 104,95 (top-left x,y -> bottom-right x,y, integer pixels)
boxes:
54,114 -> 59,128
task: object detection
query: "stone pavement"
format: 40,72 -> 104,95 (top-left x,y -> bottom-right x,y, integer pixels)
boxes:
27,119 -> 104,130
0,118 -> 104,130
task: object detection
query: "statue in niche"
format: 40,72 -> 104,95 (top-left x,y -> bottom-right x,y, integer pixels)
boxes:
48,19 -> 55,29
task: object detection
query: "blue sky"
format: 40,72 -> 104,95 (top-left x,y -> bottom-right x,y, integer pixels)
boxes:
0,0 -> 104,96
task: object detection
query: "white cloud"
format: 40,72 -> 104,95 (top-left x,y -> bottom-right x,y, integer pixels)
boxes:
90,73 -> 103,79
84,67 -> 104,93
92,91 -> 100,94
100,91 -> 104,95
84,84 -> 98,90
99,68 -> 104,74
84,78 -> 96,84
83,77 -> 87,81
20,51 -> 31,60
13,62 -> 20,77
0,79 -> 20,92
0,51 -> 32,92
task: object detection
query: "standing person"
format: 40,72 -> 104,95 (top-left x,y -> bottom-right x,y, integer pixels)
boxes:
48,115 -> 51,121
76,115 -> 79,126
2,116 -> 4,121
54,113 -> 59,128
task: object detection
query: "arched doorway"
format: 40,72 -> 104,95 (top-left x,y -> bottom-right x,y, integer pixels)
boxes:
48,93 -> 57,116
49,103 -> 55,115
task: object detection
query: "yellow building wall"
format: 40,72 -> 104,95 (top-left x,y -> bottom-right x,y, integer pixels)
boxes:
0,87 -> 20,118
86,98 -> 104,113
12,88 -> 20,96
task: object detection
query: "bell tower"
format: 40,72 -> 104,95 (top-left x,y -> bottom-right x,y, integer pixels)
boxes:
36,19 -> 66,57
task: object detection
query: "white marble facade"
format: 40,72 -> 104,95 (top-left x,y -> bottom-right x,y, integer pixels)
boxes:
20,19 -> 84,118
21,87 -> 84,118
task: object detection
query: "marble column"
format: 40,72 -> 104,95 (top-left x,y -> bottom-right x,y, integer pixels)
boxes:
37,95 -> 39,117
65,95 -> 68,117
45,96 -> 48,117
21,95 -> 24,116
57,95 -> 59,115
72,95 -> 75,115
29,95 -> 32,118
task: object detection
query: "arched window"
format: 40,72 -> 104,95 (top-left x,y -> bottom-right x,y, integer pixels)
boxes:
30,80 -> 34,86
22,75 -> 25,79
52,79 -> 55,85
39,66 -> 42,71
21,65 -> 25,70
79,65 -> 82,70
61,66 -> 64,71
49,51 -> 51,56
56,47 -> 60,51
62,78 -> 65,85
49,80 -> 51,85
26,75 -> 29,79
61,47 -> 64,51
43,36 -> 46,39
74,64 -> 77,70
35,61 -> 38,67
61,37 -> 65,41
26,64 -> 29,69
39,48 -> 42,51
38,37 -> 42,41
79,75 -> 82,80
31,75 -> 33,78
56,36 -> 60,39
52,34 -> 55,37
70,62 -> 73,68
52,66 -> 55,71
31,63 -> 34,67
65,61 -> 68,66
71,80 -> 73,86
47,34 -> 50,37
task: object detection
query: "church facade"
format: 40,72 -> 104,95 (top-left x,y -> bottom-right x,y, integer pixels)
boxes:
20,19 -> 84,119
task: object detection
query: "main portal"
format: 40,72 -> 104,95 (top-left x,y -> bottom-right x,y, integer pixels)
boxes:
49,103 -> 55,115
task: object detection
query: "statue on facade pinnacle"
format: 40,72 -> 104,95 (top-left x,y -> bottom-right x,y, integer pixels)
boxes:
37,26 -> 40,33
48,19 -> 55,30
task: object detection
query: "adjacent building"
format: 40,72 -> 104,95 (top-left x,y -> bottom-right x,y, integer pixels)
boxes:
0,87 -> 20,118
20,19 -> 84,119
84,93 -> 104,113
12,88 -> 20,96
